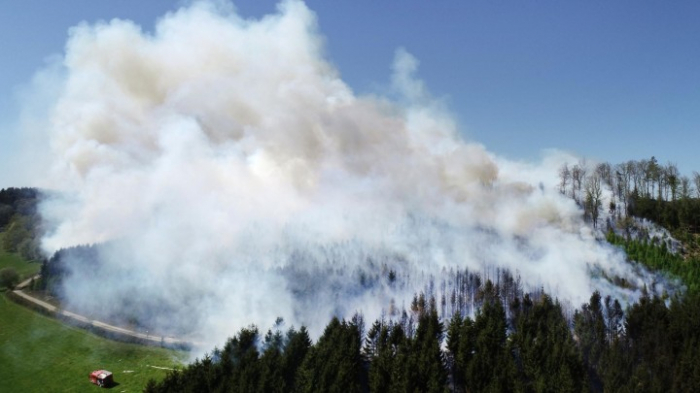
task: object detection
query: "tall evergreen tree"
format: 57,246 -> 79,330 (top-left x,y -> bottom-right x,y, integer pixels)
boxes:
574,291 -> 606,389
296,318 -> 365,393
411,308 -> 447,393
463,295 -> 516,392
511,294 -> 585,393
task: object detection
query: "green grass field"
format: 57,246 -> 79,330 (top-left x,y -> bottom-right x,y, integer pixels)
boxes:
0,233 -> 186,392
0,295 -> 186,392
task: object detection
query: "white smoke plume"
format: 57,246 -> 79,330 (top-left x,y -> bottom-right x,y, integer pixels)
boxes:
31,0 -> 659,352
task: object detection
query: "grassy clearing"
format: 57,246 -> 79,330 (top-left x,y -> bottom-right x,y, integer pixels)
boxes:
0,293 -> 186,392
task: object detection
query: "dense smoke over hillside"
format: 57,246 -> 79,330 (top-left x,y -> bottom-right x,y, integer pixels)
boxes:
33,0 -> 659,351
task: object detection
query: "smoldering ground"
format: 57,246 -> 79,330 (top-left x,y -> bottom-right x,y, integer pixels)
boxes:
23,0 -> 665,352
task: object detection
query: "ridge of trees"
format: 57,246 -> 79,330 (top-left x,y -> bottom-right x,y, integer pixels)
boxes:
560,158 -> 700,292
143,157 -> 700,392
144,286 -> 700,392
559,157 -> 700,236
5,159 -> 700,392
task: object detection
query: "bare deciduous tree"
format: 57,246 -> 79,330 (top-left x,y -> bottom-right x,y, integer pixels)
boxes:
559,164 -> 571,195
584,174 -> 603,228
571,163 -> 587,203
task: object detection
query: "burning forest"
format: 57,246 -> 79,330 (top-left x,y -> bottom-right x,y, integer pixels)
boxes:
4,1 -> 700,391
19,1 -> 677,353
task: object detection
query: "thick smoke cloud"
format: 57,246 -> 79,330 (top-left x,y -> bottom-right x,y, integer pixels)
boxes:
34,0 -> 656,351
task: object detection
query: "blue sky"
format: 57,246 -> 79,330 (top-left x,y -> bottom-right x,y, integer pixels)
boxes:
1,0 -> 699,181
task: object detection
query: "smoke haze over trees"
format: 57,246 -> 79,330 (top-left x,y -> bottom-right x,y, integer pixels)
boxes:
1,2 -> 700,391
144,286 -> 700,392
0,0 -> 687,362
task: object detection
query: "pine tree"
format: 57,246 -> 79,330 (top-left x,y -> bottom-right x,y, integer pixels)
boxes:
463,296 -> 515,392
296,318 -> 365,393
574,291 -> 606,388
412,308 -> 447,392
282,326 -> 311,390
511,294 -> 585,393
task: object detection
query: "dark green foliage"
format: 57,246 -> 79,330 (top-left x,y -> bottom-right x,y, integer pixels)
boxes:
409,307 -> 447,393
296,317 -> 365,393
624,295 -> 672,392
145,286 -> 700,393
365,320 -> 393,391
257,325 -> 287,392
464,295 -> 517,392
595,292 -> 700,393
628,193 -> 700,235
446,281 -> 518,392
0,204 -> 13,228
574,291 -> 606,388
513,294 -> 585,393
0,187 -> 42,261
445,313 -> 463,389
600,336 -> 634,393
0,267 -> 19,289
226,326 -> 262,391
282,326 -> 311,390
144,325 -> 281,393
0,188 -> 40,228
668,293 -> 700,392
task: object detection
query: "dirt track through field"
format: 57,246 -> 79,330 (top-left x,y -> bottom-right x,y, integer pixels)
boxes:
12,275 -> 194,348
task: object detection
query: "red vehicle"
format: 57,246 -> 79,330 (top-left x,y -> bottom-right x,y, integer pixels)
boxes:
89,370 -> 114,388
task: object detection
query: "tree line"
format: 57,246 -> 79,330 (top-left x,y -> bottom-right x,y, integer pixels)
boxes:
0,187 -> 43,261
5,160 -> 700,392
144,283 -> 700,392
560,157 -> 700,235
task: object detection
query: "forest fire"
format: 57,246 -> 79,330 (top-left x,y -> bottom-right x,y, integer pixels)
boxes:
27,1 -> 663,356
